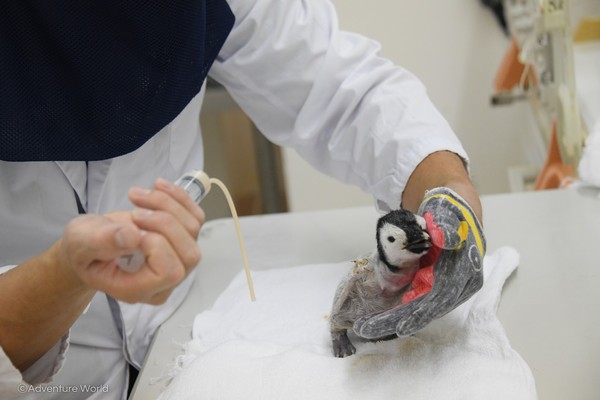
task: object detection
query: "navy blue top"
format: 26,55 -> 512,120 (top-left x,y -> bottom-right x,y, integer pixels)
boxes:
0,0 -> 234,161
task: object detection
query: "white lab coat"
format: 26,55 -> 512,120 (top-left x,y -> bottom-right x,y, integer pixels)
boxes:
0,0 -> 468,398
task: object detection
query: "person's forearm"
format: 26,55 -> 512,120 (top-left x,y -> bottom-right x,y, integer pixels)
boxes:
0,241 -> 95,372
401,151 -> 483,223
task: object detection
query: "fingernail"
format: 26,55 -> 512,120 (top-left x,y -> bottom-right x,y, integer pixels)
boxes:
115,228 -> 126,248
132,208 -> 153,219
155,178 -> 175,191
130,187 -> 150,197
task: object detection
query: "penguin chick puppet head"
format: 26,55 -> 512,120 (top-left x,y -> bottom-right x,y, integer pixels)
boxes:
375,209 -> 432,292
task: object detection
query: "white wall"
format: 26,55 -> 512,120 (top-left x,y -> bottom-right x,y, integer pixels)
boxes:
282,0 -> 533,212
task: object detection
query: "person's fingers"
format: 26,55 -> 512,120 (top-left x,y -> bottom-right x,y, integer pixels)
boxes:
58,212 -> 194,305
83,231 -> 186,303
128,181 -> 204,238
154,178 -> 206,224
130,208 -> 201,270
61,214 -> 142,267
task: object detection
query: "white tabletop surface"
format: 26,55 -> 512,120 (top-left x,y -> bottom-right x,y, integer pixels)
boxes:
130,187 -> 600,400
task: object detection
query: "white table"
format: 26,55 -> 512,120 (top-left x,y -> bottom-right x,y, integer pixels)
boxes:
130,187 -> 600,400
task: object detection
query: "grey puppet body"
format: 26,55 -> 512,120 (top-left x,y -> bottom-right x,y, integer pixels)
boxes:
329,209 -> 431,358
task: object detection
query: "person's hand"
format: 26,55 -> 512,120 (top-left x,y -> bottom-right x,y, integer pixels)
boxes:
353,187 -> 486,339
54,178 -> 205,305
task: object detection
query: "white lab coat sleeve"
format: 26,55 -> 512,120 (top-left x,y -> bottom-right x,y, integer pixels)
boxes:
0,345 -> 23,399
209,0 -> 469,211
0,337 -> 69,398
0,265 -> 70,396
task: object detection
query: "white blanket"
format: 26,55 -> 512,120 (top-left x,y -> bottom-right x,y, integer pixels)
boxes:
575,41 -> 600,187
159,247 -> 537,400
578,120 -> 600,188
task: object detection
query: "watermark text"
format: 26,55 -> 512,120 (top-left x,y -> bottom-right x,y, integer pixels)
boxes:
18,384 -> 109,394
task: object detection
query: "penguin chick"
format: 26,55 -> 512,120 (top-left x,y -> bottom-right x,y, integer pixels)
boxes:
329,209 -> 431,358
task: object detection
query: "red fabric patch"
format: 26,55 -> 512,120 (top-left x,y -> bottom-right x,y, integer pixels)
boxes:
424,211 -> 445,248
402,266 -> 434,303
400,232 -> 442,304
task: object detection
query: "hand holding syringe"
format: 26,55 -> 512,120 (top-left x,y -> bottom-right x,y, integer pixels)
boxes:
116,170 -> 256,301
116,171 -> 211,273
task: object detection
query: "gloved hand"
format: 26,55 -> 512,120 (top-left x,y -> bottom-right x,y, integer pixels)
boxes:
353,187 -> 486,339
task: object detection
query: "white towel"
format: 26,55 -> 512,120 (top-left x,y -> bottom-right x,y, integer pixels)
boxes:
579,121 -> 600,187
575,41 -> 600,187
159,247 -> 537,400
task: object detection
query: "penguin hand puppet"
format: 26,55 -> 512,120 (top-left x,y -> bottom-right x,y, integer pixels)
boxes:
330,188 -> 486,357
